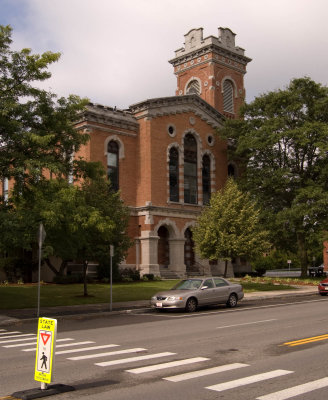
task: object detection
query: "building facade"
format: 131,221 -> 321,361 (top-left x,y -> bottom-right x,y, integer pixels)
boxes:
74,27 -> 252,278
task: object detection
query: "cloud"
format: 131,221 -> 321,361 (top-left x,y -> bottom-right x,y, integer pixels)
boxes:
2,0 -> 328,108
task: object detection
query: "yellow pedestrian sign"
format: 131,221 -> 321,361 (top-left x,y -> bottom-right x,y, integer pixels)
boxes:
34,317 -> 57,384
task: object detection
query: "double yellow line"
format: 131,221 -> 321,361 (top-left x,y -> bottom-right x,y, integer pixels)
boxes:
282,333 -> 328,347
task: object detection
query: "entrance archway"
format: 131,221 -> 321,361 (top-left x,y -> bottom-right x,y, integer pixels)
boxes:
184,228 -> 195,272
158,226 -> 170,267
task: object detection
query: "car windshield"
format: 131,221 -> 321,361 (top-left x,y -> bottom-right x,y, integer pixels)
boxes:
171,279 -> 203,290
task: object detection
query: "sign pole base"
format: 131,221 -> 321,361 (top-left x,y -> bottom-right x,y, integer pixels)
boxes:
41,382 -> 48,390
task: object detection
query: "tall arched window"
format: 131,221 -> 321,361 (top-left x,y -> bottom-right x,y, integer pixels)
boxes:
107,140 -> 119,191
228,163 -> 236,178
184,134 -> 197,204
223,79 -> 234,113
202,155 -> 211,205
169,147 -> 179,202
186,80 -> 200,95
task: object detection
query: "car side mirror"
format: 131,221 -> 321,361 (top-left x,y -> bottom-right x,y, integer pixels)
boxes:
201,286 -> 208,290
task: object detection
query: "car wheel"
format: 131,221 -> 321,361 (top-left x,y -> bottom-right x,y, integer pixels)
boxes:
185,297 -> 197,312
227,293 -> 238,308
320,292 -> 328,296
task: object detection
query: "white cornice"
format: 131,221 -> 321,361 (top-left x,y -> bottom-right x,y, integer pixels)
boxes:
130,95 -> 225,129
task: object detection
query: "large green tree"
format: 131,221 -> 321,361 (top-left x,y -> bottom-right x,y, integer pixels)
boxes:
192,178 -> 270,277
222,77 -> 328,277
0,25 -> 89,188
2,171 -> 131,294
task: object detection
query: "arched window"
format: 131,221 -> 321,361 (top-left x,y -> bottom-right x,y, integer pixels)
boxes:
228,163 -> 237,178
202,155 -> 211,205
169,147 -> 179,202
107,140 -> 119,191
186,79 -> 200,95
223,80 -> 234,113
184,134 -> 197,204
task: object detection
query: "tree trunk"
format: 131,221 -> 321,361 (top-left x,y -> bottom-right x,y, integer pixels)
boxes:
45,258 -> 60,276
297,232 -> 308,278
224,260 -> 228,278
58,260 -> 67,275
83,260 -> 88,297
45,258 -> 67,277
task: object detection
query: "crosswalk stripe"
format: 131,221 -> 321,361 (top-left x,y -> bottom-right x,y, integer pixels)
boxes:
126,357 -> 209,374
0,333 -> 35,340
0,336 -> 37,344
164,363 -> 249,382
67,347 -> 146,361
22,341 -> 96,352
206,370 -> 293,392
0,331 -> 21,336
256,377 -> 328,400
95,352 -> 176,367
3,342 -> 36,348
56,344 -> 119,355
3,338 -> 74,348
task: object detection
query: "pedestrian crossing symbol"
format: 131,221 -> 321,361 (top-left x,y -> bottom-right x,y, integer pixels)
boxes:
34,317 -> 57,384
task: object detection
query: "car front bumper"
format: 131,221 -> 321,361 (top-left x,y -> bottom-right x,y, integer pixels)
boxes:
150,299 -> 186,309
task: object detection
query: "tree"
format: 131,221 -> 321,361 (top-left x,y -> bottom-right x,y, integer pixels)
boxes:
222,77 -> 328,277
192,178 -> 270,277
0,25 -> 89,189
1,170 -> 131,294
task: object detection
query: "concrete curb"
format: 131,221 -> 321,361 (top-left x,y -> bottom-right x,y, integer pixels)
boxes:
0,287 -> 319,327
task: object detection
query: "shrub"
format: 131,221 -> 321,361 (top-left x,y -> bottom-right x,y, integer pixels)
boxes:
143,274 -> 154,281
119,268 -> 140,281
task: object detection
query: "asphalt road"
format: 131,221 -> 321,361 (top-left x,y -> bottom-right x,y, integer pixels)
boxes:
1,294 -> 328,400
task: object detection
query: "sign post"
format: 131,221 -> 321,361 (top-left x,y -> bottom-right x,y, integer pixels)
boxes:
34,317 -> 57,390
287,260 -> 292,271
37,223 -> 46,318
110,245 -> 114,312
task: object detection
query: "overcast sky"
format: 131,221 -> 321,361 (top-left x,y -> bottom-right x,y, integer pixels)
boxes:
1,0 -> 328,109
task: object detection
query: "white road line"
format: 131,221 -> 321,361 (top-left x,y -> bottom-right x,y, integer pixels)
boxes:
257,377 -> 328,400
126,357 -> 209,374
56,344 -> 119,355
96,352 -> 176,367
67,347 -> 146,361
206,370 -> 293,392
3,338 -> 74,348
0,333 -> 35,340
164,363 -> 249,382
0,336 -> 37,344
22,341 -> 96,352
0,331 -> 21,336
216,319 -> 277,329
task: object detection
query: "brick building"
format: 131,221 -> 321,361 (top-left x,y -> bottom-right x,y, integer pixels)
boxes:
74,27 -> 251,278
1,27 -> 253,279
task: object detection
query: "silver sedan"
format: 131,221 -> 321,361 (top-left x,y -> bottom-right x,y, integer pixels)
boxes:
150,277 -> 244,312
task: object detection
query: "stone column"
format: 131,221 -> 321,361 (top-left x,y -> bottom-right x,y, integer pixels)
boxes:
139,231 -> 160,276
168,238 -> 186,278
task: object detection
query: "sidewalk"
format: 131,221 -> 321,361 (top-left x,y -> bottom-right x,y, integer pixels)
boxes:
0,285 -> 318,326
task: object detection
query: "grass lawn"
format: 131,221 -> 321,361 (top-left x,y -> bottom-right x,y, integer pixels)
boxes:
0,277 -> 319,310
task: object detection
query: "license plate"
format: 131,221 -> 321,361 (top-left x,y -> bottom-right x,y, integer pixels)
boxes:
156,302 -> 163,307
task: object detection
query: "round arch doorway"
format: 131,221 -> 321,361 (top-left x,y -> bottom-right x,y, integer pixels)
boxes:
158,226 -> 170,267
184,228 -> 195,274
